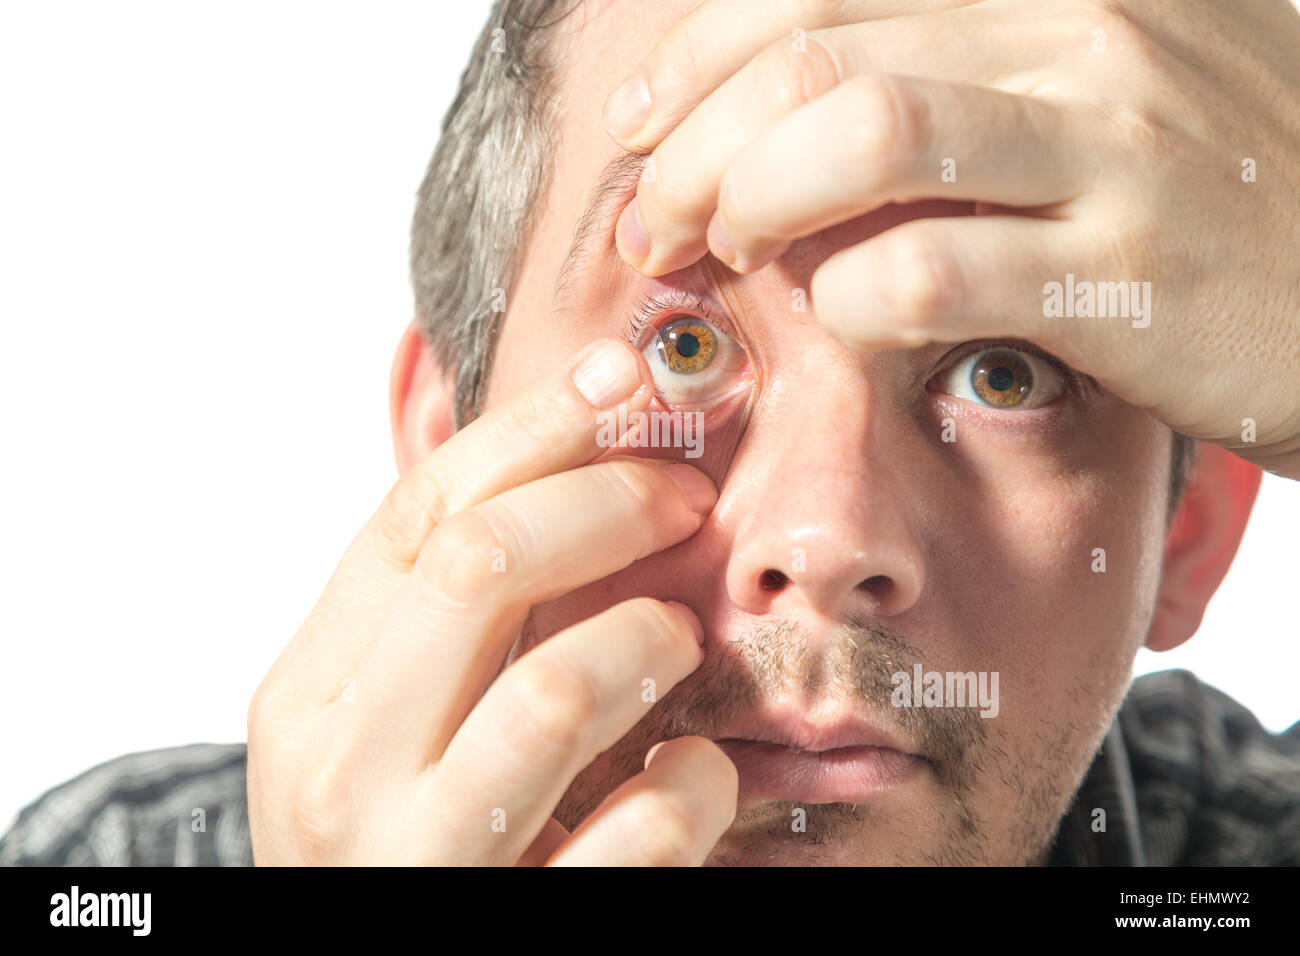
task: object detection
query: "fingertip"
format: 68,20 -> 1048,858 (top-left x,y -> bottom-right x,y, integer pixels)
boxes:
706,212 -> 736,267
662,600 -> 705,645
602,73 -> 651,145
615,197 -> 651,268
660,462 -> 718,515
570,337 -> 652,409
644,740 -> 667,769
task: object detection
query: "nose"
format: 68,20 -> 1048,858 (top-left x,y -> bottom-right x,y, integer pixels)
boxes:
722,378 -> 925,622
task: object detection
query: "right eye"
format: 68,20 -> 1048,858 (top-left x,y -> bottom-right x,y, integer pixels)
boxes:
641,314 -> 748,405
935,346 -> 1067,411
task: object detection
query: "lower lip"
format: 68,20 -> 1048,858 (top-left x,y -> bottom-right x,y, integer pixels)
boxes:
715,740 -> 925,803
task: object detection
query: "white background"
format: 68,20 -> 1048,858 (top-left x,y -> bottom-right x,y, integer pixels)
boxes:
1,1 -> 1296,832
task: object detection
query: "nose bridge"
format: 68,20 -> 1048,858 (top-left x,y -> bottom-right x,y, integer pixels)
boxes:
720,365 -> 925,622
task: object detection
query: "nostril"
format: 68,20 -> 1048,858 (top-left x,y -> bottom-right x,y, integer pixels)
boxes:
759,569 -> 788,591
861,575 -> 893,598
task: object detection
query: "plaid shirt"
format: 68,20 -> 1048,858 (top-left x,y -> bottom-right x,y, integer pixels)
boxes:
3,669 -> 1297,866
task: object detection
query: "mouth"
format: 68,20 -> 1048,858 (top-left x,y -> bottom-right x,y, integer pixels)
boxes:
713,711 -> 928,804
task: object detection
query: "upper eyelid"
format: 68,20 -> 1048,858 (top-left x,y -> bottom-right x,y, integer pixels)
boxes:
929,339 -> 1076,383
625,290 -> 740,346
554,153 -> 649,307
929,342 -> 1088,413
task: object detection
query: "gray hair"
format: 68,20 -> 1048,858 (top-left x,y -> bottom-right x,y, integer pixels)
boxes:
409,0 -> 577,428
407,0 -> 1199,508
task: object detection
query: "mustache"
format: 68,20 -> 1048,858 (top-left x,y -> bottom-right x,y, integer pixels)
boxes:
636,614 -> 989,797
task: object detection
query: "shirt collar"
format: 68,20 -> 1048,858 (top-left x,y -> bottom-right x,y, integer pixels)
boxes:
1047,719 -> 1146,866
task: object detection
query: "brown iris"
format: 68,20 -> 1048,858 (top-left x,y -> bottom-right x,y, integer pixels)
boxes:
971,349 -> 1033,408
658,318 -> 717,374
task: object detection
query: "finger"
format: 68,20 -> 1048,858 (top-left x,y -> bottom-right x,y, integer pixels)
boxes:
416,599 -> 709,866
618,5 -> 1038,276
359,337 -> 655,573
515,818 -> 570,867
708,75 -> 1089,273
809,213 -> 1083,353
545,736 -> 738,866
603,0 -> 973,151
261,337 -> 654,698
343,457 -> 716,767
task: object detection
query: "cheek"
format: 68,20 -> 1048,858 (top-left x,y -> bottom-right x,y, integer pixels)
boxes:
931,417 -> 1171,735
480,314 -> 555,414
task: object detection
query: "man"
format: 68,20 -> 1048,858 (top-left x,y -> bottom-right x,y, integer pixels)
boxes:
3,0 -> 1298,866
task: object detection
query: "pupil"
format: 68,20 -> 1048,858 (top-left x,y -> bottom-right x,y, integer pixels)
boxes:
675,332 -> 700,358
987,366 -> 1014,391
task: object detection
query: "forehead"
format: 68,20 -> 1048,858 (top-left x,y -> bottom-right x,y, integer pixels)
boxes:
548,0 -> 699,135
531,0 -> 699,261
532,1 -> 973,304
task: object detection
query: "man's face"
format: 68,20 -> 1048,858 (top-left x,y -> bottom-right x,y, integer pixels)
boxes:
481,0 -> 1172,864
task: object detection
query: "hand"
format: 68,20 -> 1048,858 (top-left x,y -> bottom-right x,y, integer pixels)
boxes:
247,338 -> 737,865
602,0 -> 1300,478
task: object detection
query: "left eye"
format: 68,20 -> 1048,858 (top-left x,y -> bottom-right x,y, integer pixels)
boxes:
936,346 -> 1066,410
641,315 -> 747,405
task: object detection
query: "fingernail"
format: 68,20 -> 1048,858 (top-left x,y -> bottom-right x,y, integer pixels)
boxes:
661,463 -> 717,515
707,213 -> 735,266
616,197 -> 650,266
664,600 -> 705,645
603,74 -> 650,142
645,741 -> 667,768
571,339 -> 642,408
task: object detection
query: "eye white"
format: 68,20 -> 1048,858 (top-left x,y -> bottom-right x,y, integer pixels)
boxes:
939,347 -> 1065,409
639,317 -> 748,405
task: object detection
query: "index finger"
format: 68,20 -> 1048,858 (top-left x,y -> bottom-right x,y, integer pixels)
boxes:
601,0 -> 968,152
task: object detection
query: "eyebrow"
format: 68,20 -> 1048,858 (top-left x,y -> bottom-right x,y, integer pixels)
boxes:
552,150 -> 648,307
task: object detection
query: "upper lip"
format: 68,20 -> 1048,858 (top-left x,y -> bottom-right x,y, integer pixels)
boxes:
714,706 -> 922,757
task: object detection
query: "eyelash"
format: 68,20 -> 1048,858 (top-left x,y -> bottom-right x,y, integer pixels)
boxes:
622,300 -> 1085,406
624,290 -> 734,347
932,338 -> 1084,397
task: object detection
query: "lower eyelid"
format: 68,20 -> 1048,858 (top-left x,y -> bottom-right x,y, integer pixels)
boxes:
931,393 -> 1075,440
653,380 -> 754,416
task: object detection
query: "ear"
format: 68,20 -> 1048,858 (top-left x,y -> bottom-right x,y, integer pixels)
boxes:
1145,443 -> 1262,652
389,320 -> 457,475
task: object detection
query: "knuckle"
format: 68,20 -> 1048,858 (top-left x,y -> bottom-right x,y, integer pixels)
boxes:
1083,1 -> 1162,63
246,686 -> 273,742
623,597 -> 696,654
290,771 -> 349,863
810,262 -> 853,333
246,675 -> 300,748
1089,208 -> 1159,280
881,228 -> 963,324
840,75 -> 930,180
375,464 -> 446,551
630,791 -> 700,865
417,510 -> 504,600
597,460 -> 664,524
493,388 -> 565,450
639,160 -> 697,226
507,654 -> 598,755
663,14 -> 710,89
756,34 -> 841,116
715,167 -> 751,234
716,164 -> 770,247
1105,101 -> 1172,159
695,737 -> 741,809
795,0 -> 851,15
1087,1 -> 1139,40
